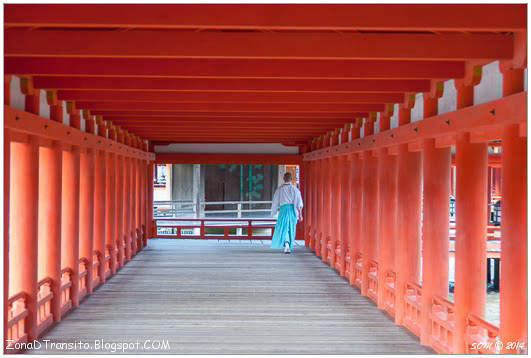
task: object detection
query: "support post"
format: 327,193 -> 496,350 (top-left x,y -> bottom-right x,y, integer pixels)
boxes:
348,152 -> 363,285
3,130 -> 10,352
130,158 -> 137,256
79,149 -> 95,294
61,146 -> 80,308
105,152 -> 117,274
37,140 -> 63,322
123,157 -> 131,260
116,155 -> 125,266
499,66 -> 526,353
9,137 -> 39,340
420,138 -> 451,345
147,162 -> 154,239
454,133 -> 488,353
360,149 -> 379,296
330,155 -> 342,270
94,149 -> 106,284
321,157 -> 332,262
376,148 -> 397,308
338,155 -> 350,277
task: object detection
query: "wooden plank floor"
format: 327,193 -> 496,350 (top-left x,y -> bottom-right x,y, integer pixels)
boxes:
31,239 -> 433,354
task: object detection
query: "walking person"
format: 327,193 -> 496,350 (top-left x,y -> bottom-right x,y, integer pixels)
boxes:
270,172 -> 303,254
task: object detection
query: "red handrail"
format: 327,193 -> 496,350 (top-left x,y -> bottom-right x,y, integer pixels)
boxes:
430,295 -> 456,354
93,250 -> 102,287
60,268 -> 73,316
36,277 -> 54,335
78,258 -> 89,300
383,270 -> 396,317
465,313 -> 500,354
367,260 -> 378,303
7,292 -> 29,350
154,218 -> 276,240
353,253 -> 363,289
404,281 -> 422,337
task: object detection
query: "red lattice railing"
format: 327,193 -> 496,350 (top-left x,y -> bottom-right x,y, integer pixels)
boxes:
78,258 -> 89,301
430,295 -> 456,354
465,313 -> 500,354
36,278 -> 54,335
6,292 -> 29,351
104,245 -> 113,278
354,253 -> 363,288
344,250 -> 351,280
92,251 -> 102,288
154,218 -> 276,240
367,260 -> 378,303
60,268 -> 73,316
404,281 -> 422,337
383,270 -> 396,317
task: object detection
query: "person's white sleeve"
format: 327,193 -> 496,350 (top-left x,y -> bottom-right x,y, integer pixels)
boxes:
271,188 -> 280,217
295,187 -> 304,213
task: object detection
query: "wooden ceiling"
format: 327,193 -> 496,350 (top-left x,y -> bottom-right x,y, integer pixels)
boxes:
4,4 -> 526,145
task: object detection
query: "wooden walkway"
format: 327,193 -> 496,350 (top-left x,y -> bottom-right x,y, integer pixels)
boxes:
31,240 -> 432,354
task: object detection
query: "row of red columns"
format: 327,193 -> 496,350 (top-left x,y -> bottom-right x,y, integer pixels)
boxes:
303,65 -> 526,353
5,81 -> 154,345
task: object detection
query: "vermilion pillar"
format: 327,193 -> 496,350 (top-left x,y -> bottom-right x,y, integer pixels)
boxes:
123,157 -> 131,260
135,158 -> 141,250
4,129 -> 10,351
140,160 -> 147,247
360,150 -> 379,296
9,137 -> 39,340
329,155 -> 342,270
37,141 -> 62,322
147,162 -> 154,239
454,132 -> 487,353
312,159 -> 322,254
348,153 -> 363,285
420,138 -> 451,345
130,158 -> 137,256
499,66 -> 526,353
61,146 -> 80,307
105,152 -> 117,273
338,155 -> 350,277
94,149 -> 106,284
376,148 -> 397,309
79,149 -> 95,294
321,157 -> 332,262
116,155 -> 125,266
306,160 -> 313,249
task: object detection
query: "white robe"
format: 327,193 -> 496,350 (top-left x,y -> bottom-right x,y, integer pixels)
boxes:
271,183 -> 303,218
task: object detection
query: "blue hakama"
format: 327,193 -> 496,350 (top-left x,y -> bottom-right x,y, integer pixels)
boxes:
271,204 -> 297,249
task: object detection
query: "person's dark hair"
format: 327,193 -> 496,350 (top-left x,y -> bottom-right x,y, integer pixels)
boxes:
283,172 -> 292,182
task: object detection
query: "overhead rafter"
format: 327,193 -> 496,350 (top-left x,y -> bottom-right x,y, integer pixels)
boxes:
5,30 -> 514,61
5,4 -> 526,31
5,58 -> 466,80
31,77 -> 432,93
73,101 -> 384,113
54,90 -> 405,104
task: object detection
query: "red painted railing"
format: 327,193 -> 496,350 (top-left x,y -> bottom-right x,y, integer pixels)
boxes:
78,258 -> 89,301
154,218 -> 276,240
6,292 -> 29,351
60,268 -> 73,316
383,270 -> 396,317
334,244 -> 344,272
36,278 -> 54,335
344,250 -> 351,280
104,245 -> 113,278
92,251 -> 102,288
430,295 -> 456,354
465,313 -> 500,354
354,253 -> 363,288
367,260 -> 378,303
404,281 -> 422,337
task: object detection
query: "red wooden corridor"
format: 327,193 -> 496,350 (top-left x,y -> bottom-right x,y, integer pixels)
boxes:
3,4 -> 527,354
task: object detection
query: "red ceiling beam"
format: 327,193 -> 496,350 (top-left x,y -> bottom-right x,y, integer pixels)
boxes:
155,153 -> 302,165
55,90 -> 404,104
97,112 -> 365,119
5,57 -> 465,80
74,101 -> 384,113
32,77 -> 431,93
5,4 -> 525,31
5,30 -> 513,61
106,118 -> 355,125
